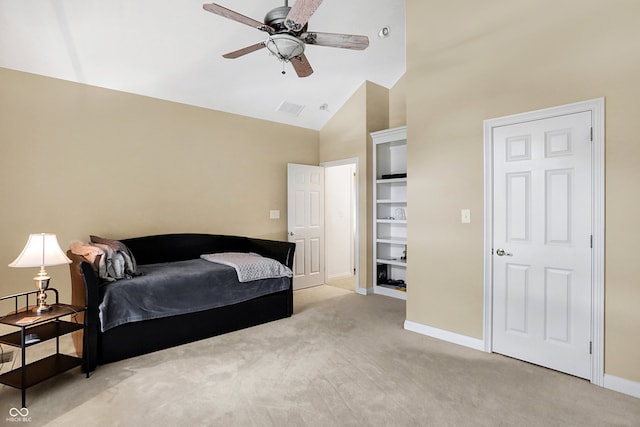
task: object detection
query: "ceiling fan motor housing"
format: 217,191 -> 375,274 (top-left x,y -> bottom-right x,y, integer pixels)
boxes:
264,6 -> 307,34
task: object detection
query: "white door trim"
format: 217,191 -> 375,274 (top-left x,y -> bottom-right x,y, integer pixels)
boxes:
320,158 -> 361,295
483,98 -> 605,385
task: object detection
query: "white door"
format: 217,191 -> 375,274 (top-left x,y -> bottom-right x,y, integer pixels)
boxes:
288,163 -> 325,290
492,111 -> 592,379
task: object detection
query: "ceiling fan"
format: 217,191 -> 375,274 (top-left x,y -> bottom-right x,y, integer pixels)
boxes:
202,0 -> 370,78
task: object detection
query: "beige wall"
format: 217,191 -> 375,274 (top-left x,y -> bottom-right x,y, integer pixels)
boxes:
389,74 -> 407,129
406,1 -> 640,382
0,68 -> 318,303
319,81 -> 390,290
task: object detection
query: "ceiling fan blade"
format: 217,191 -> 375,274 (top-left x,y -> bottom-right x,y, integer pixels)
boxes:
290,53 -> 313,78
222,42 -> 266,59
301,32 -> 369,50
285,0 -> 324,32
203,3 -> 274,33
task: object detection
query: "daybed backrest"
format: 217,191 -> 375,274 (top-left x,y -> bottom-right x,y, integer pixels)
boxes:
121,233 -> 295,268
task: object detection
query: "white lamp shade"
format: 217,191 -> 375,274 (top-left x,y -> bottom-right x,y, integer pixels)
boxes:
9,233 -> 71,268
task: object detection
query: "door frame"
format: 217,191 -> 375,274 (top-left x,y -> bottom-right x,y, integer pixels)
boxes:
320,157 -> 361,294
482,98 -> 605,385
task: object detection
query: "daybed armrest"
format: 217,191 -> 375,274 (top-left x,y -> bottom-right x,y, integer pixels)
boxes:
243,237 -> 296,270
67,251 -> 100,372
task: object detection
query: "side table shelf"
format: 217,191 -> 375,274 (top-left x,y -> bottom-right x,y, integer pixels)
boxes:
0,290 -> 87,408
0,354 -> 81,389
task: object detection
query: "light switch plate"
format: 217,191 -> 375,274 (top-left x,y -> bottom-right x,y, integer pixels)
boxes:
461,209 -> 471,224
270,210 -> 280,219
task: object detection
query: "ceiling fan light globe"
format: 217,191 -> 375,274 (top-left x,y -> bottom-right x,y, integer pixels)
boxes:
266,33 -> 305,62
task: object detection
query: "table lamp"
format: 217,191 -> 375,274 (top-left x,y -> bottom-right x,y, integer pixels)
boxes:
9,233 -> 71,314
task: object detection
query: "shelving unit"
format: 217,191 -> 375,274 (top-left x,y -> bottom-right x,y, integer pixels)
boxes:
0,289 -> 87,408
372,126 -> 407,300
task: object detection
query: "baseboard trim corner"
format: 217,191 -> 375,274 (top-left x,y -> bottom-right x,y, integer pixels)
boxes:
356,287 -> 373,296
603,374 -> 640,399
404,320 -> 484,351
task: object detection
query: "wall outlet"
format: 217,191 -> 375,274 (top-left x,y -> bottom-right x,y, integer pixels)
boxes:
269,210 -> 280,219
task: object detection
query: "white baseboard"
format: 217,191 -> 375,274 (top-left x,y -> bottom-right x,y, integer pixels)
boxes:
403,322 -> 640,399
404,320 -> 484,351
356,286 -> 373,296
603,374 -> 640,399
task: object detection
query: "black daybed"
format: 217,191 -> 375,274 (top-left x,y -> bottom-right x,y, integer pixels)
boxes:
68,233 -> 295,372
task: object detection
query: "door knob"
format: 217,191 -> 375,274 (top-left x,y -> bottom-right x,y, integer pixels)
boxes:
496,248 -> 513,256
288,231 -> 296,236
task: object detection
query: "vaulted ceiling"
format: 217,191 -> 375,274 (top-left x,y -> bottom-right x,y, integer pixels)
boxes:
0,0 -> 406,130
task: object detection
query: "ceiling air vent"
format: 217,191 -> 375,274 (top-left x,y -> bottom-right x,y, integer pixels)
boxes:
277,100 -> 305,117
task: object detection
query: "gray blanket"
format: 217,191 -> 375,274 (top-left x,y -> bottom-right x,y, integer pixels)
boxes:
98,258 -> 290,332
200,252 -> 292,282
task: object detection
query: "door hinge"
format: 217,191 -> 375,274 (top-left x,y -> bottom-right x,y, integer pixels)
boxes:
590,235 -> 593,249
589,341 -> 593,354
590,127 -> 593,142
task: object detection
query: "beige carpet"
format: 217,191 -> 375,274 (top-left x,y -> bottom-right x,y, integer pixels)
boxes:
1,285 -> 638,426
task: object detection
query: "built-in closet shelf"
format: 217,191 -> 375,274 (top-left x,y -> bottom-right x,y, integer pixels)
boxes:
375,283 -> 407,299
376,178 -> 407,184
372,125 -> 408,301
376,219 -> 407,224
376,200 -> 407,204
376,237 -> 407,245
376,258 -> 407,267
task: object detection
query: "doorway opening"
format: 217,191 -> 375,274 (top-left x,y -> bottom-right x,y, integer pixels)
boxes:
322,158 -> 359,293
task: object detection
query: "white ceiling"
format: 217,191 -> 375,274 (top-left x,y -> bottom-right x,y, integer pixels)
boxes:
0,0 -> 406,130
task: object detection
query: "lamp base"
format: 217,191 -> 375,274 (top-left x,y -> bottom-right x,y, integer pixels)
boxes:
34,273 -> 51,315
34,304 -> 52,314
